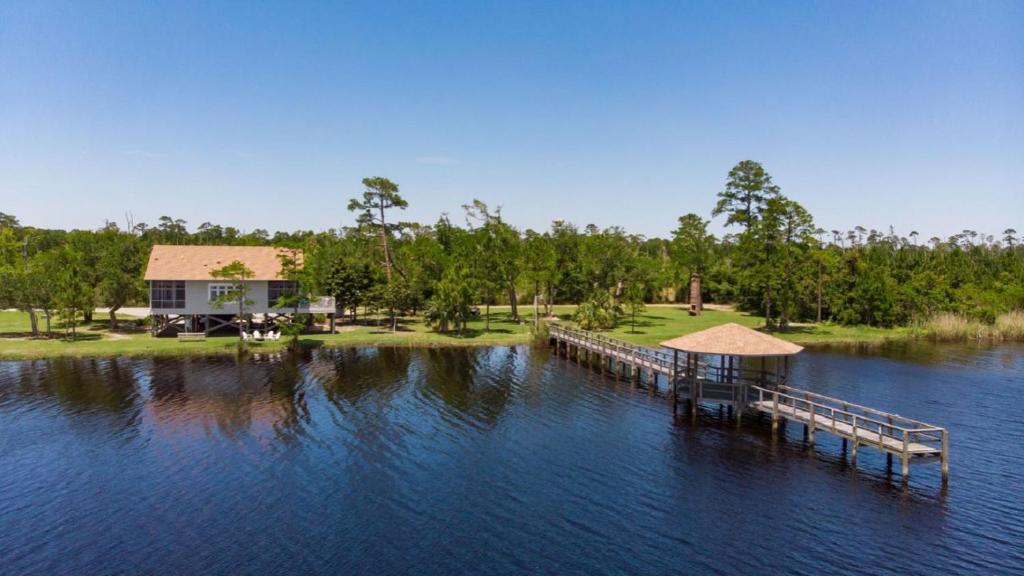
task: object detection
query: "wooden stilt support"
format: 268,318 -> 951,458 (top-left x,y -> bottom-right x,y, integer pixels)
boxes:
941,432 -> 949,483
851,419 -> 859,466
671,349 -> 679,416
771,389 -> 779,437
690,353 -> 698,417
902,431 -> 910,480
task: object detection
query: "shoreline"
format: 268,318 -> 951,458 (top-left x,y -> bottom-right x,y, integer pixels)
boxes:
2,307 -> 1018,361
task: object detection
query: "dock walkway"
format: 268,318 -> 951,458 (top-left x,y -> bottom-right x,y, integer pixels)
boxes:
548,324 -> 949,481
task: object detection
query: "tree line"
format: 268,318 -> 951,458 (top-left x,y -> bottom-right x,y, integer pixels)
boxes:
1,161 -> 1021,337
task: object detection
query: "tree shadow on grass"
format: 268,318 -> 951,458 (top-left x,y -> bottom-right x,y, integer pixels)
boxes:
85,322 -> 146,335
752,324 -> 820,336
56,333 -> 104,342
0,332 -> 39,339
0,332 -> 103,341
294,338 -> 325,352
430,327 -> 517,340
368,324 -> 420,335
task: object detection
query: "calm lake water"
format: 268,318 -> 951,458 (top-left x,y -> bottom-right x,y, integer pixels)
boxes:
1,343 -> 1022,575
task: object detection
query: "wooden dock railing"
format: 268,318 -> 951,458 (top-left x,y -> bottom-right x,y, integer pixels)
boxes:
749,384 -> 948,479
549,324 -> 780,385
548,324 -> 676,375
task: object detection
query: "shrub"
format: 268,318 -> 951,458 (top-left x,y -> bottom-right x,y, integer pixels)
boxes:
574,291 -> 621,330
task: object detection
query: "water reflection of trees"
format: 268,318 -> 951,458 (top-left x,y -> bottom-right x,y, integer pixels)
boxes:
2,358 -> 142,427
312,347 -> 413,408
418,347 -> 521,426
147,354 -> 308,440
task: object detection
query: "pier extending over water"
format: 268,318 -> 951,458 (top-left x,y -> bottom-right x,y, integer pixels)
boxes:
548,324 -> 949,482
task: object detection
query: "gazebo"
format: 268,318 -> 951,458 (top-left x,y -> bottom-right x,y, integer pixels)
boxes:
660,323 -> 803,418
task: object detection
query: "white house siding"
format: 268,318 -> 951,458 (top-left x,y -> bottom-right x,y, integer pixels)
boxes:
149,281 -> 335,315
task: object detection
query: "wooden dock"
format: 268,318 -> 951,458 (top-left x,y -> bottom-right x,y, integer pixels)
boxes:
549,324 -> 949,482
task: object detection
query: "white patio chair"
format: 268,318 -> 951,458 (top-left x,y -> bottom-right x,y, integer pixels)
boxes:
253,330 -> 263,341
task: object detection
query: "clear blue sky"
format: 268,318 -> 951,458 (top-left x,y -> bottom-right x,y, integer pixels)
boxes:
1,1 -> 1021,239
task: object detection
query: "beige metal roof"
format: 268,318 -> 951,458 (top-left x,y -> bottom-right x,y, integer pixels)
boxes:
143,245 -> 303,281
660,322 -> 804,357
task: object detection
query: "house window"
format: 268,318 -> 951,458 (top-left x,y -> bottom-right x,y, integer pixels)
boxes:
268,281 -> 298,308
151,281 -> 185,309
209,283 -> 237,302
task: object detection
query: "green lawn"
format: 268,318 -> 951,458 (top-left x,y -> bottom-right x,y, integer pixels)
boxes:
571,305 -> 911,347
0,305 -> 909,360
0,310 -> 534,360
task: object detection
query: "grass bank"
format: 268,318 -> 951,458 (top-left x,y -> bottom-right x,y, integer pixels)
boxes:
0,305 -> 913,360
0,311 -> 533,360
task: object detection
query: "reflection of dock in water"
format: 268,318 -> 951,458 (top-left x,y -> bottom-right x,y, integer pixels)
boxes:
548,324 -> 949,482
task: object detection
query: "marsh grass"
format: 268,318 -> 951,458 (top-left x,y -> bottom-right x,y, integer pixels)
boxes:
922,311 -> 1024,341
994,310 -> 1024,340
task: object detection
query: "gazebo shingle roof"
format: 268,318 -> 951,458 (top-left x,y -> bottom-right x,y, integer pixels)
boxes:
143,245 -> 302,281
660,322 -> 803,357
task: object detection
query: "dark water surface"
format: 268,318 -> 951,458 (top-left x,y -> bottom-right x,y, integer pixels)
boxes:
1,343 -> 1022,575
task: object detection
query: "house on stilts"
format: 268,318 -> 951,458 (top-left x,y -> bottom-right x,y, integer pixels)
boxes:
143,245 -> 336,336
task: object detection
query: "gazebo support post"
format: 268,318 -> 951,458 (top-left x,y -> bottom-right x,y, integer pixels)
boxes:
657,323 -> 805,429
